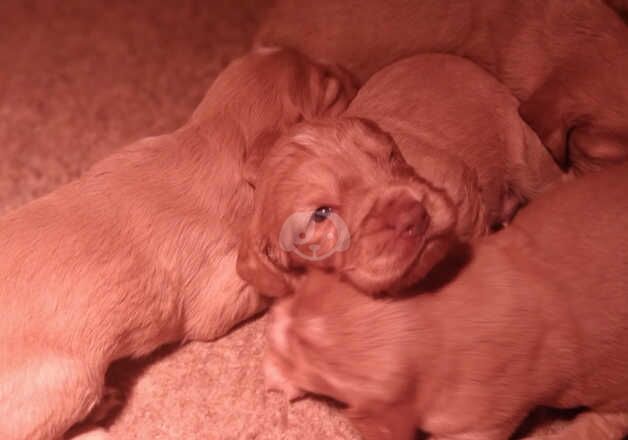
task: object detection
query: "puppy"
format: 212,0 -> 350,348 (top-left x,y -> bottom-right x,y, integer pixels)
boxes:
237,54 -> 561,297
0,48 -> 355,440
267,162 -> 628,440
255,0 -> 628,174
346,54 -> 561,236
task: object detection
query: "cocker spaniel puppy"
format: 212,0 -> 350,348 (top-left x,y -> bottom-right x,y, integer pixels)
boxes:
267,163 -> 628,440
0,48 -> 355,440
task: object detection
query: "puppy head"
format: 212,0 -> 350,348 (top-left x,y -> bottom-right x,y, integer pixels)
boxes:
264,270 -> 414,407
237,117 -> 456,297
191,47 -> 357,147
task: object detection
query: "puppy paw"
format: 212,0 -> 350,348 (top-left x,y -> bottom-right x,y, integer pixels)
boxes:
263,355 -> 305,401
86,386 -> 124,423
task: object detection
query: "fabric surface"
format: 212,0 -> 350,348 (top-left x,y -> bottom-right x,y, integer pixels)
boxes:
0,1 -> 576,438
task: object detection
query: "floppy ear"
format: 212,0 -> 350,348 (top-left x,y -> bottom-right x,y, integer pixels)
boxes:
519,77 -> 573,170
243,130 -> 282,188
317,63 -> 358,117
237,234 -> 293,298
521,77 -> 628,172
568,127 -> 628,172
300,62 -> 358,119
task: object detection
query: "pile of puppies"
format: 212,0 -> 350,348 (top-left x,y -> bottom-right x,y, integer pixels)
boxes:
1,1 -> 627,439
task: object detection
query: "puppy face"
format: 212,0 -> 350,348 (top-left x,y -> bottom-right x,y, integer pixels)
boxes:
238,117 -> 456,297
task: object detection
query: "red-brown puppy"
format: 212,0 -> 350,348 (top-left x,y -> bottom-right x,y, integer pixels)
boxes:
238,54 -> 561,297
0,48 -> 355,440
239,116 -> 457,297
347,54 -> 562,237
266,163 -> 628,440
256,0 -> 628,174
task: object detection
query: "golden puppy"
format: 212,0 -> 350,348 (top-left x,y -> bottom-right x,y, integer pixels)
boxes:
0,48 -> 355,440
237,54 -> 561,297
347,54 -> 561,236
256,0 -> 628,174
267,163 -> 628,440
238,116 -> 456,297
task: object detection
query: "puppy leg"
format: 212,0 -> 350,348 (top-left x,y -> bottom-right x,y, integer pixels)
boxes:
0,355 -> 103,440
263,355 -> 304,400
524,410 -> 628,440
346,404 -> 416,440
62,387 -> 121,440
81,385 -> 124,423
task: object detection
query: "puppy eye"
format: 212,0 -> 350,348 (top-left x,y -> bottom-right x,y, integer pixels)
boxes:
312,206 -> 332,223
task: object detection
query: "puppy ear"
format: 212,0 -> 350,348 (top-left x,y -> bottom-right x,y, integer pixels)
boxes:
237,235 -> 293,298
560,131 -> 628,175
521,78 -> 628,173
302,63 -> 358,119
243,130 -> 282,188
519,77 -> 572,170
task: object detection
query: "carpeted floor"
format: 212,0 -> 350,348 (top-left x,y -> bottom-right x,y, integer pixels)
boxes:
0,1 -> 357,438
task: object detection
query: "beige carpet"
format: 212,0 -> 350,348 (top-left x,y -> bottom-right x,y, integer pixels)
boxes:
0,2 -> 583,439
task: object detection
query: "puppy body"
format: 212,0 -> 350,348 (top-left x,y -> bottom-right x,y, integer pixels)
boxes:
267,163 -> 628,439
256,0 -> 628,173
346,53 -> 562,241
0,49 -> 355,440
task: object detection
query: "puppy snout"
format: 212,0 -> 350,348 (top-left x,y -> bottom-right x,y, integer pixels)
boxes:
380,190 -> 429,238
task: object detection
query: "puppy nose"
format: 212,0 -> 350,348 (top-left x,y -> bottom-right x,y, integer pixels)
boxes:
380,191 -> 429,237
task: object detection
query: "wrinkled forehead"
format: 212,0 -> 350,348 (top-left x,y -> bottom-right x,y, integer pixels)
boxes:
296,118 -> 397,159
261,143 -> 346,213
260,120 -> 395,206
269,118 -> 396,174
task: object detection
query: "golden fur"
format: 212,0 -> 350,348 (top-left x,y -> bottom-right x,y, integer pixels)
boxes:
238,54 -> 562,297
267,163 -> 628,440
0,48 -> 356,440
256,0 -> 628,174
238,117 -> 456,297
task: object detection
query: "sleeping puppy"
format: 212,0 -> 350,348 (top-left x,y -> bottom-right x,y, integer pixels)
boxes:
237,54 -> 561,297
266,162 -> 628,440
255,0 -> 628,174
0,48 -> 355,440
